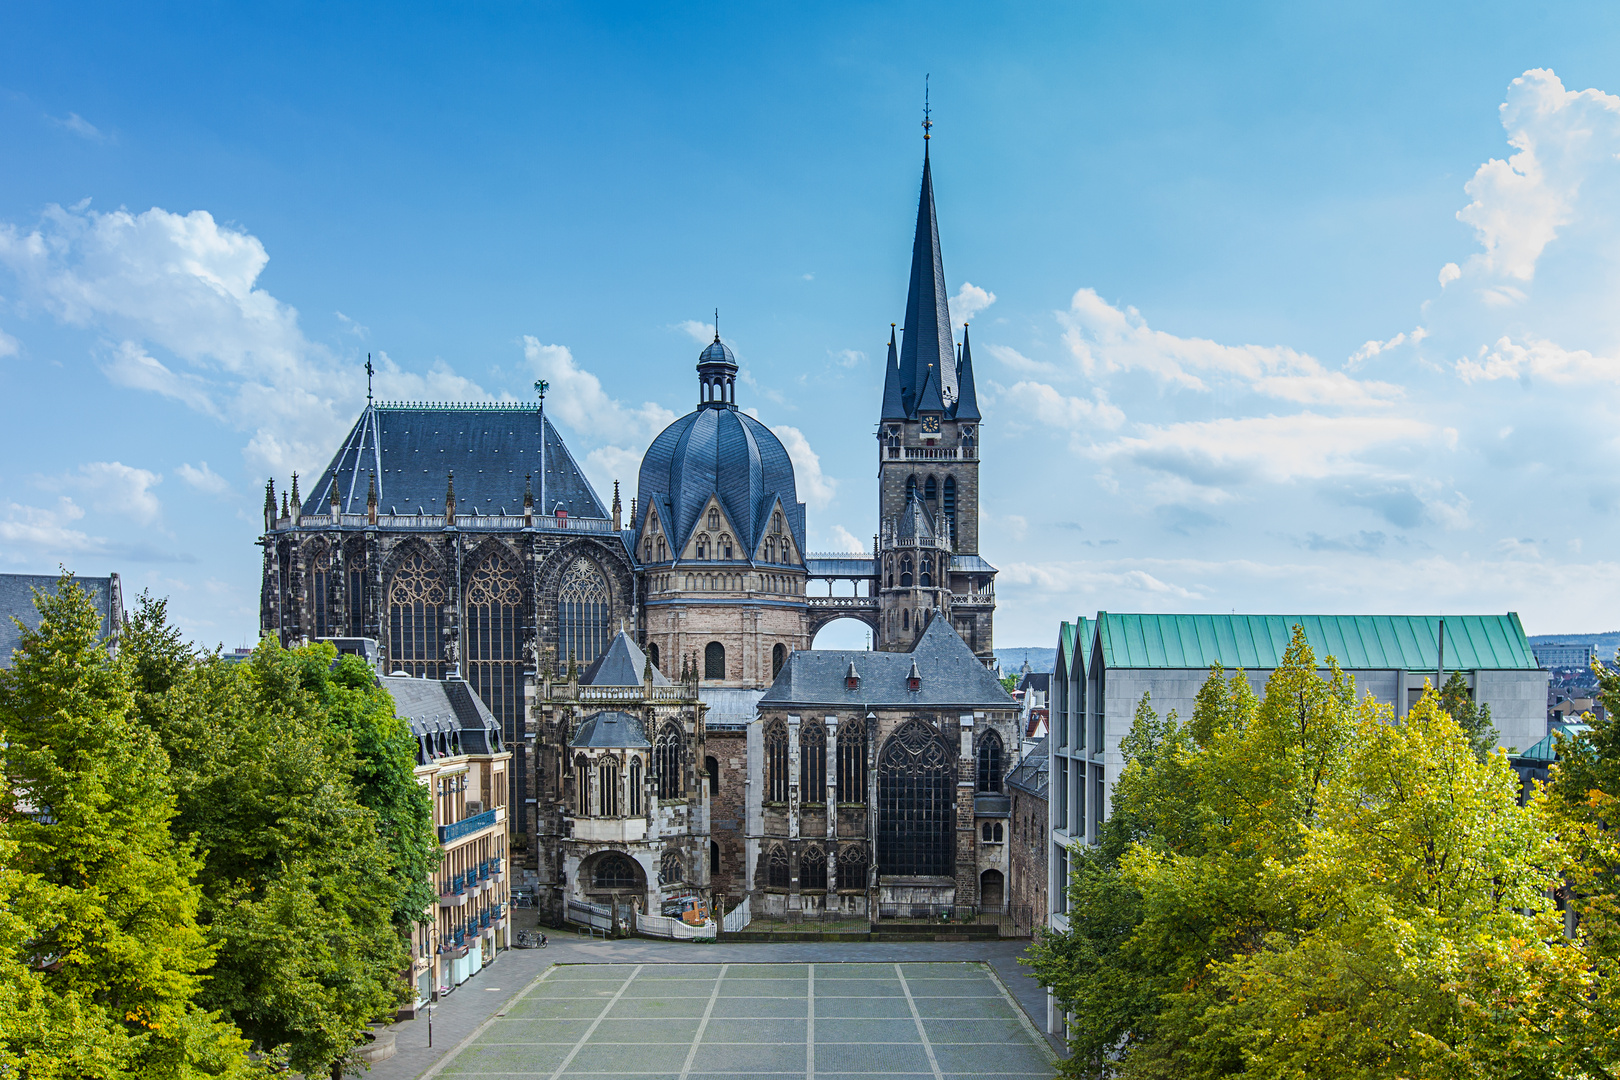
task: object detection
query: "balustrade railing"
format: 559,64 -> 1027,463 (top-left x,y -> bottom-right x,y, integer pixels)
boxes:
439,808 -> 497,843
270,511 -> 615,534
806,596 -> 879,608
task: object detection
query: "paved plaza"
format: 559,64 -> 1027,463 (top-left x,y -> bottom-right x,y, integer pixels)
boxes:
423,961 -> 1055,1080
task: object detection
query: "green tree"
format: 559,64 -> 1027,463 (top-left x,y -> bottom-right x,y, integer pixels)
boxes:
1027,626 -> 1590,1079
1438,669 -> 1499,758
0,576 -> 252,1079
122,597 -> 412,1077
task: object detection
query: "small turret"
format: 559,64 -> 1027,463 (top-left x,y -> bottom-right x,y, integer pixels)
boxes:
264,479 -> 276,530
612,480 -> 622,531
523,473 -> 534,526
445,471 -> 456,525
329,476 -> 341,517
366,470 -> 378,525
289,473 -> 301,525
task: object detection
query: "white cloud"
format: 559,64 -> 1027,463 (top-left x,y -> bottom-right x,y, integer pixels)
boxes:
677,319 -> 715,344
1000,560 -> 1207,600
55,461 -> 163,525
101,340 -> 221,417
1455,335 -> 1620,383
48,112 -> 105,142
1438,262 -> 1462,287
951,282 -> 996,322
1454,69 -> 1620,285
0,326 -> 17,358
0,497 -> 94,553
986,343 -> 1058,375
1001,381 -> 1125,446
771,424 -> 836,509
831,348 -> 864,368
176,461 -> 231,495
825,525 -> 866,553
1093,413 -> 1439,488
1059,288 -> 1398,406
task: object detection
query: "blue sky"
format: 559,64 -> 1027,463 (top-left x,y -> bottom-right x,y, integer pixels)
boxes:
3,2 -> 1620,649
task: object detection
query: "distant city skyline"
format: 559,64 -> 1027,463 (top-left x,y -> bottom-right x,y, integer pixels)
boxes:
3,3 -> 1620,648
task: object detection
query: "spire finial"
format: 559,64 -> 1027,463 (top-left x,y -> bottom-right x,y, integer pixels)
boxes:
534,378 -> 548,411
365,353 -> 374,404
714,308 -> 720,343
922,74 -> 931,142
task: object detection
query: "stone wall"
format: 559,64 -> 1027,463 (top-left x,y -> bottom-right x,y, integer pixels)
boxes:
705,729 -> 748,901
643,598 -> 809,688
1008,783 -> 1047,924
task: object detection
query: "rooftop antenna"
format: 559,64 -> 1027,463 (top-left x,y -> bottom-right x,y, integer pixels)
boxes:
365,354 -> 374,404
922,74 -> 932,142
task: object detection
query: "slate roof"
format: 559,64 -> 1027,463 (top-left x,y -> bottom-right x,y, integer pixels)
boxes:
1017,671 -> 1051,694
0,573 -> 123,669
1006,736 -> 1048,799
1093,613 -> 1538,672
759,616 -> 1014,708
570,710 -> 651,749
636,393 -> 806,556
700,687 -> 765,731
949,554 -> 998,575
581,631 -> 670,686
896,490 -> 934,542
806,556 -> 875,577
380,674 -> 504,756
301,403 -> 608,519
954,325 -> 981,422
893,147 -> 960,418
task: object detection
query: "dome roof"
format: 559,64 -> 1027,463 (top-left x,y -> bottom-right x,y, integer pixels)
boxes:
637,404 -> 805,556
698,338 -> 736,366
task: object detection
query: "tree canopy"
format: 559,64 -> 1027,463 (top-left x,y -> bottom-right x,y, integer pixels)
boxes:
1027,627 -> 1594,1079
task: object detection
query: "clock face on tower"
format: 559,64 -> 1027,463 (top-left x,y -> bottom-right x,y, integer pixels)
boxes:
921,414 -> 941,434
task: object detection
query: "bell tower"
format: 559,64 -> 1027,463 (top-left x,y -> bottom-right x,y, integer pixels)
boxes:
873,134 -> 994,660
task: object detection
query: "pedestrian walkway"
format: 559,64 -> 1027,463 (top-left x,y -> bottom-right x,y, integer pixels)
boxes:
360,938 -> 1062,1080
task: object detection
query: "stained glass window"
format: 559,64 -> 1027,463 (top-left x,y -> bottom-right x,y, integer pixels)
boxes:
764,720 -> 789,803
387,550 -> 445,678
593,852 -> 638,890
557,557 -> 610,667
307,542 -> 337,639
877,720 -> 955,878
800,721 -> 826,802
766,844 -> 789,889
837,720 -> 868,803
801,845 -> 827,891
656,722 -> 683,800
659,850 -> 684,886
976,731 -> 1004,793
466,550 -> 522,752
837,845 -> 868,891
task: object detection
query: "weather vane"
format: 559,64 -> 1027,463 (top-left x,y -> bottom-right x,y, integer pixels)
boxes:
922,74 -> 931,140
365,353 -> 374,403
534,378 -> 549,409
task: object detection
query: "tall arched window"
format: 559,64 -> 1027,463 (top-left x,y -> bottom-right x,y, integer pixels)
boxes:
924,475 -> 937,503
837,845 -> 868,891
837,719 -> 867,803
593,852 -> 638,890
900,556 -> 913,588
764,720 -> 789,803
902,609 -> 909,631
659,850 -> 684,886
704,641 -> 725,680
466,550 -> 522,750
696,534 -> 709,559
388,549 -> 445,678
877,720 -> 955,878
920,556 -> 933,588
772,642 -> 787,677
705,755 -> 720,796
710,840 -> 720,875
643,539 -> 651,561
557,557 -> 611,667
976,731 -> 1004,793
801,845 -> 828,891
308,542 -> 337,639
648,642 -> 660,670
656,722 -> 683,800
657,537 -> 666,560
800,721 -> 826,802
629,757 -> 643,815
906,475 -> 918,502
574,755 -> 590,818
598,758 -> 620,817
766,844 -> 789,889
943,477 -> 957,547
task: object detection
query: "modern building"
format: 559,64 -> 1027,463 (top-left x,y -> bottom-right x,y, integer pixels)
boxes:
1,571 -> 125,667
1534,642 -> 1599,669
749,616 -> 1017,917
1046,612 -> 1548,938
380,671 -> 511,1009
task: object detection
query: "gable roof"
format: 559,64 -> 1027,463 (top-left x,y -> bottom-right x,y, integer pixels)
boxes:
759,616 -> 1013,708
302,403 -> 608,519
581,631 -> 670,686
1093,613 -> 1538,672
1006,737 -> 1048,798
380,674 -> 503,755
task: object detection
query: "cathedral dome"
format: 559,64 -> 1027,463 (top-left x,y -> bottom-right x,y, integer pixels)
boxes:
637,403 -> 805,556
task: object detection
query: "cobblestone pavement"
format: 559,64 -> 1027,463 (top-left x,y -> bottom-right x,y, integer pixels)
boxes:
361,937 -> 1062,1080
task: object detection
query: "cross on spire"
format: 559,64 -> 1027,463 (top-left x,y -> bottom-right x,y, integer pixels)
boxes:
714,307 -> 720,342
922,74 -> 932,141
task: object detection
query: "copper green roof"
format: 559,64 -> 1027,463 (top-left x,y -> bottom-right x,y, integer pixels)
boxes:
1056,616 -> 1093,678
1093,613 -> 1536,671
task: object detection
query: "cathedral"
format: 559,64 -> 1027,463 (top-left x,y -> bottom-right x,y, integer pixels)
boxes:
259,132 -> 1004,917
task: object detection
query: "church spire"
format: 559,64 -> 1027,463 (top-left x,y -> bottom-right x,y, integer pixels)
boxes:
898,139 -> 957,416
954,322 -> 981,421
880,324 -> 906,421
